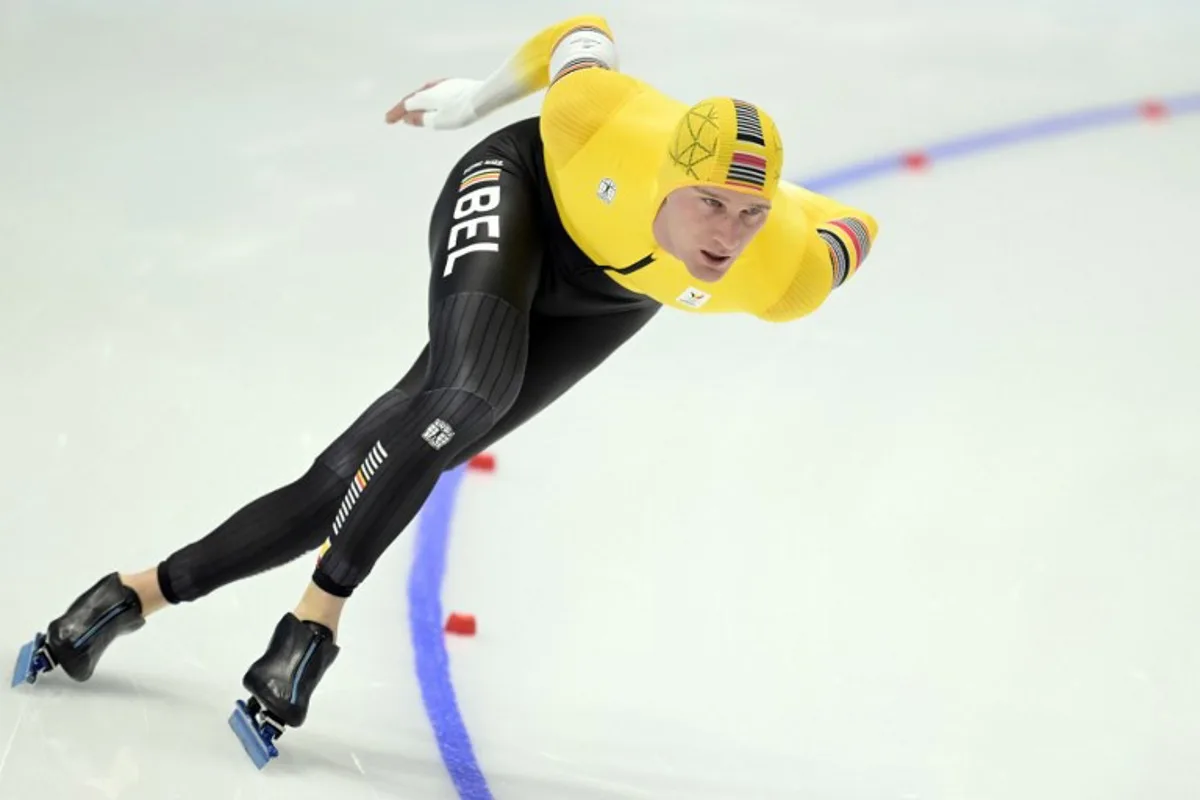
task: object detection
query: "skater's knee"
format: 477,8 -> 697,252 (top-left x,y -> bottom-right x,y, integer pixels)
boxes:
405,383 -> 519,458
420,351 -> 526,431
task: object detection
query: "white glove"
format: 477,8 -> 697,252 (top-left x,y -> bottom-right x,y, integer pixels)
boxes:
394,78 -> 484,130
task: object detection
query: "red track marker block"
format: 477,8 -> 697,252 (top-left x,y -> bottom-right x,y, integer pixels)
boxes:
445,612 -> 477,636
467,453 -> 496,472
1140,100 -> 1168,121
902,151 -> 930,171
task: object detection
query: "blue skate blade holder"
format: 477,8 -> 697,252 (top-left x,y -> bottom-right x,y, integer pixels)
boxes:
229,700 -> 279,769
11,633 -> 46,688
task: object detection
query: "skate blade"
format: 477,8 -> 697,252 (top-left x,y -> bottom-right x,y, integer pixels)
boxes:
228,700 -> 279,769
11,634 -> 46,688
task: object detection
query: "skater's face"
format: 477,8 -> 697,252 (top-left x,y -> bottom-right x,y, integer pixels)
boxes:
653,186 -> 771,283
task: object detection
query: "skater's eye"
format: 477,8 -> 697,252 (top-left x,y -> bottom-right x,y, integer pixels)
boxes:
702,197 -> 724,210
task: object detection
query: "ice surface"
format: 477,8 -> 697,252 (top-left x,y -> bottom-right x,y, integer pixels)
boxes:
2,0 -> 1199,797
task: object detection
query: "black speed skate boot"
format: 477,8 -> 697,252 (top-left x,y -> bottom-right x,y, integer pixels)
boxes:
11,572 -> 145,688
228,613 -> 340,769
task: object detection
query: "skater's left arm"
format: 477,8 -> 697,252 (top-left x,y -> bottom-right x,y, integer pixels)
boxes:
757,190 -> 880,323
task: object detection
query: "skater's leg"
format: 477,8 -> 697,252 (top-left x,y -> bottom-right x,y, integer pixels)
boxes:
229,254 -> 660,748
232,121 -> 548,745
119,568 -> 168,615
111,344 -> 430,616
150,343 -> 433,609
13,459 -> 353,685
25,236 -> 441,688
297,153 -> 549,630
19,347 -> 432,685
282,253 -> 660,643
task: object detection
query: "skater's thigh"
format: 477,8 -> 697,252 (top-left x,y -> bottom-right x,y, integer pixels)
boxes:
317,124 -> 550,477
416,127 -> 549,416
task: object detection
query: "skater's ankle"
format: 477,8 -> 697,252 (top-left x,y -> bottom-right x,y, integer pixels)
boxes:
119,569 -> 168,616
292,608 -> 341,639
293,582 -> 345,638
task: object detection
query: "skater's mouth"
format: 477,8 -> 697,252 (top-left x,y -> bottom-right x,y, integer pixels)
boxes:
700,249 -> 731,267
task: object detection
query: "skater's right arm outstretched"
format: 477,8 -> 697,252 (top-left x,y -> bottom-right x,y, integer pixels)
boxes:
383,14 -> 620,131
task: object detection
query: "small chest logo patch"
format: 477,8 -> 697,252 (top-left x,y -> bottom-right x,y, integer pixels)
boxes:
677,287 -> 711,308
597,177 -> 617,204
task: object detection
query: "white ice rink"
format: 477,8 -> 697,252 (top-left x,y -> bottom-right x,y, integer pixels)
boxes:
3,1 -> 1200,798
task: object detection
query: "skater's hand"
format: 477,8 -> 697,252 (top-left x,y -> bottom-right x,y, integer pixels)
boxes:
385,78 -> 483,130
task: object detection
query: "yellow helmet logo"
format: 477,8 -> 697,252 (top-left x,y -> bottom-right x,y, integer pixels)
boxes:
661,96 -> 783,201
